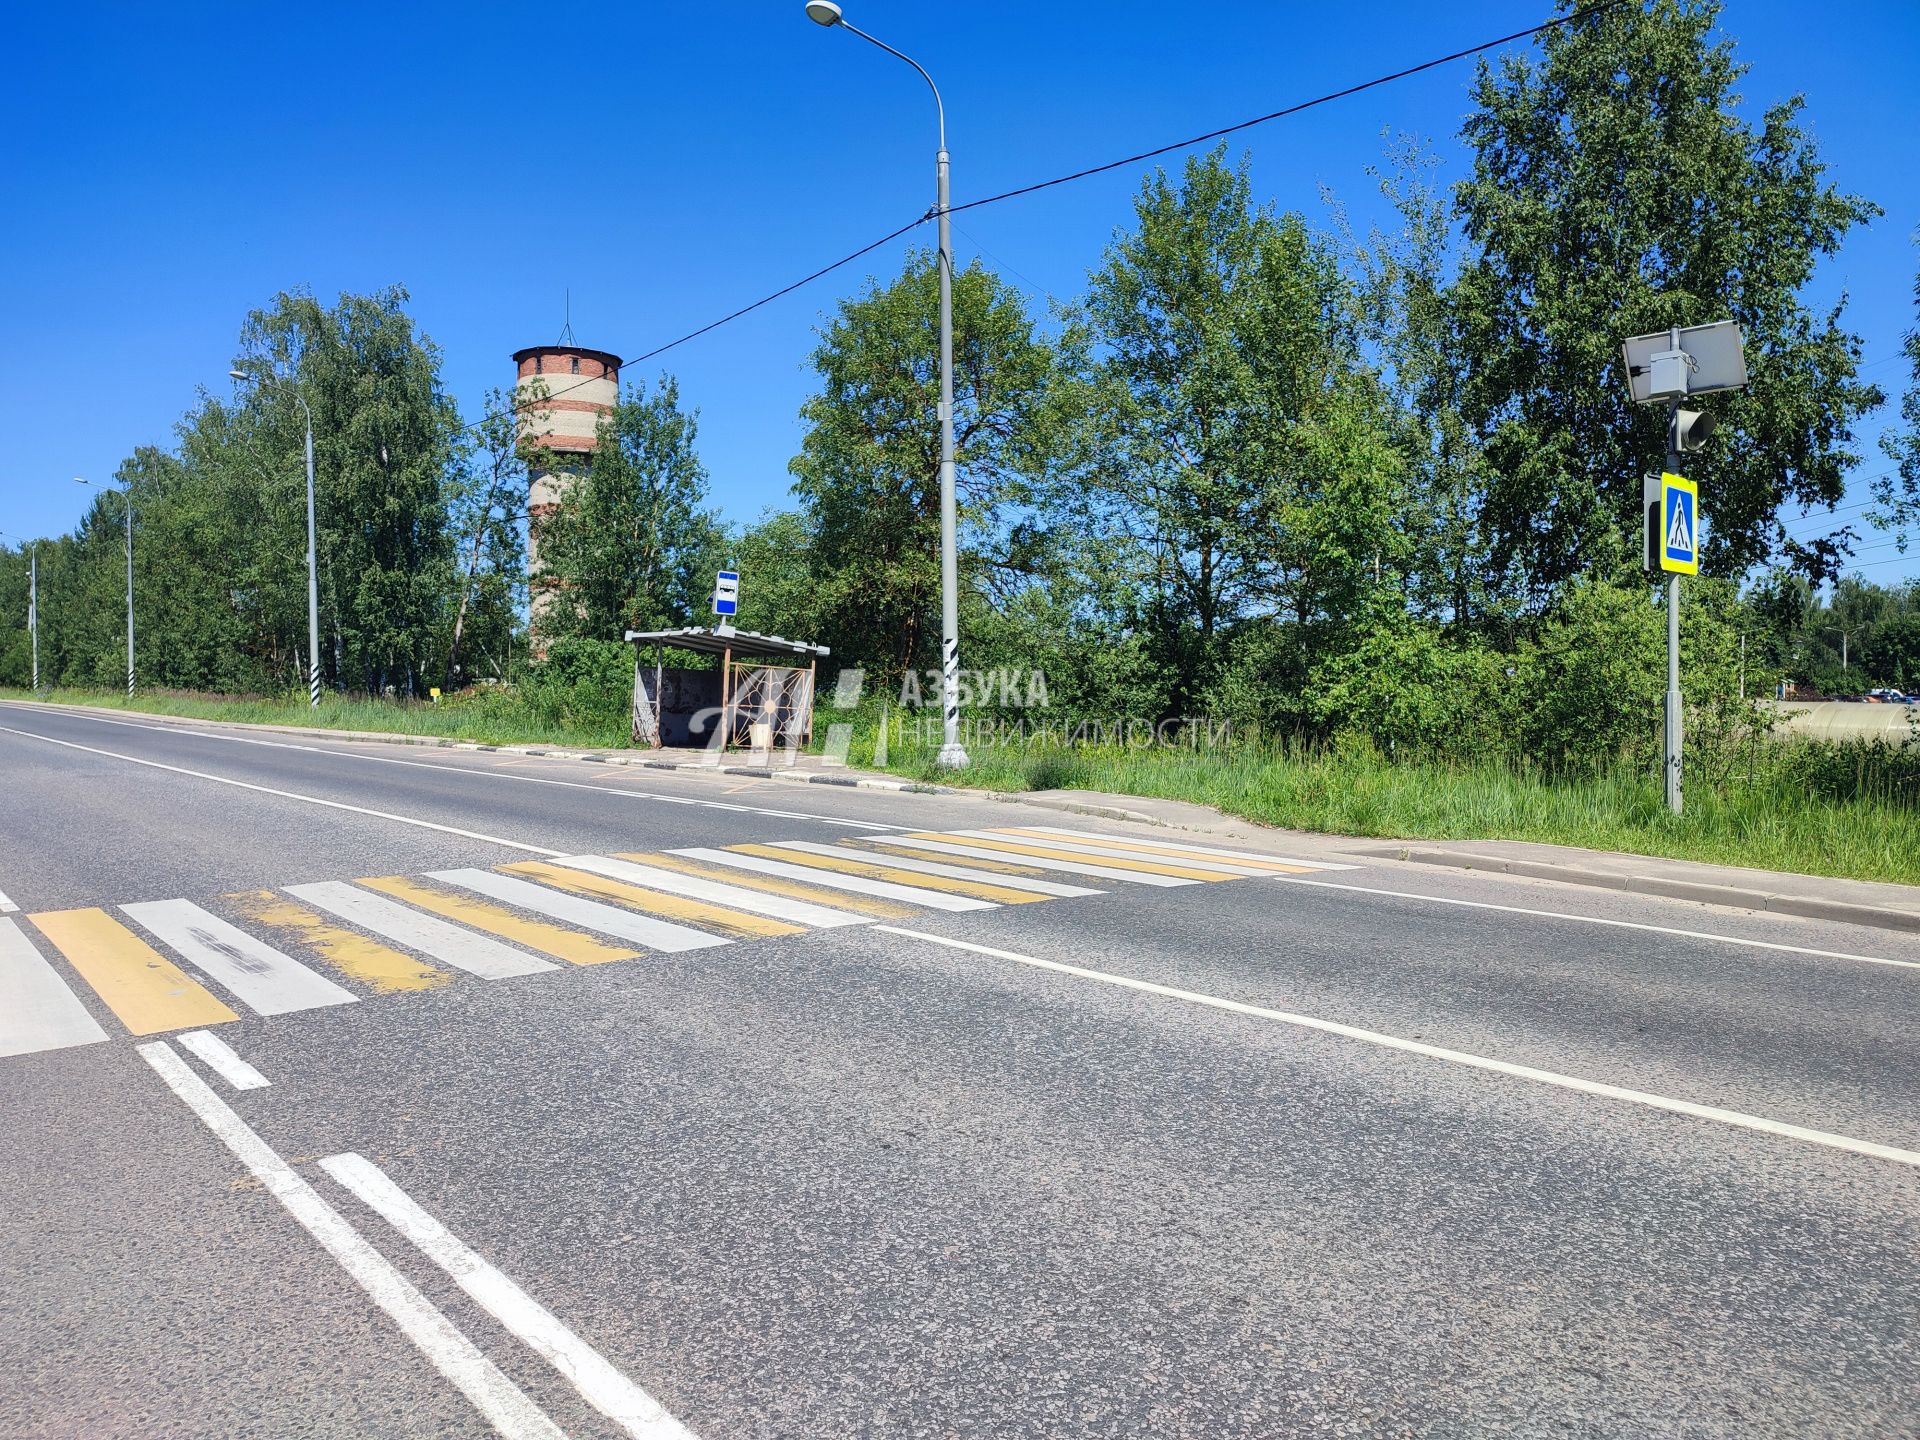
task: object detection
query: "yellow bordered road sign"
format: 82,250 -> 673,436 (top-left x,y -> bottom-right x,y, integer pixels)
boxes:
1660,472 -> 1699,575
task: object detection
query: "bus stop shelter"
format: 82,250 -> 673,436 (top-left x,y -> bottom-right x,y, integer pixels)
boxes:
623,626 -> 829,753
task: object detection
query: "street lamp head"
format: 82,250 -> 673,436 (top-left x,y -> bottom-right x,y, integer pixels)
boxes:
805,1 -> 843,26
229,369 -> 249,382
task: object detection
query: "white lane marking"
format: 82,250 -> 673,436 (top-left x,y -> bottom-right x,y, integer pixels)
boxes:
761,841 -> 1105,898
0,886 -> 18,913
1015,825 -> 1359,871
877,926 -> 1920,1169
176,1029 -> 270,1090
0,916 -> 109,1057
550,854 -> 871,928
431,869 -> 733,952
122,900 -> 356,1016
286,882 -> 558,979
1266,876 -> 1920,972
137,1043 -> 566,1440
943,828 -> 1283,877
860,835 -> 1196,887
0,725 -> 564,856
668,848 -> 997,913
321,1152 -> 699,1440
2,703 -> 901,831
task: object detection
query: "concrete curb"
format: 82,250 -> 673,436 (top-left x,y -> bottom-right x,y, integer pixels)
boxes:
1360,845 -> 1920,937
986,792 -> 1171,828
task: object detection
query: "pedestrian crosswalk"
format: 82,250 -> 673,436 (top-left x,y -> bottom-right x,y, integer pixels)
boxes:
0,826 -> 1355,1059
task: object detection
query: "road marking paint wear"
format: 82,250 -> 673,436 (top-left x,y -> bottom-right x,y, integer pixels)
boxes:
615,852 -> 918,920
227,890 -> 449,993
0,915 -> 109,1056
920,830 -> 1239,880
880,926 -> 1920,1169
290,881 -> 571,976
0,724 -> 565,855
1008,825 -> 1352,872
175,1029 -> 269,1089
430,869 -> 732,952
764,841 -> 1104,897
863,835 -> 1197,887
672,848 -> 996,913
121,900 -> 356,1016
552,854 -> 871,928
321,1153 -> 698,1440
973,829 -> 1301,877
138,1043 -> 566,1440
0,886 -> 17,913
501,861 -> 804,940
853,841 -> 1058,878
734,842 -> 1052,904
1267,875 -> 1920,972
28,908 -> 238,1034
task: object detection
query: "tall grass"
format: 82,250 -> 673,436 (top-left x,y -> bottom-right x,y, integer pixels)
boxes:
856,718 -> 1920,886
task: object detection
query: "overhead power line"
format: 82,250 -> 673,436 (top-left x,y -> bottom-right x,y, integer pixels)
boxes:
453,0 -> 1628,439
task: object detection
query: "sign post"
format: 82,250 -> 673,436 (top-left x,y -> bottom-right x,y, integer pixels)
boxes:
1622,322 -> 1746,816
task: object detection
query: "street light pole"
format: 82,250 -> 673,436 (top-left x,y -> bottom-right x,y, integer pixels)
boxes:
233,369 -> 322,707
1664,398 -> 1682,816
0,529 -> 37,691
805,1 -> 968,767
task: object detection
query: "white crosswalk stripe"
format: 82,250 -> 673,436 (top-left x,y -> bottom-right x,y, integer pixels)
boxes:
550,854 -> 872,928
287,881 -> 559,979
121,899 -> 358,1016
430,869 -> 733,952
0,916 -> 108,1057
763,841 -> 1105,897
859,835 -> 1198,886
669,848 -> 998,911
937,829 -> 1287,877
1014,825 -> 1357,870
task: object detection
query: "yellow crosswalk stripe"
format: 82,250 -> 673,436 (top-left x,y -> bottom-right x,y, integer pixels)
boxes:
27,908 -> 238,1035
225,890 -> 450,994
900,832 -> 1236,881
854,841 -> 1056,878
732,843 -> 1051,904
997,828 -> 1321,873
499,861 -> 804,940
356,876 -> 639,966
613,852 -> 918,919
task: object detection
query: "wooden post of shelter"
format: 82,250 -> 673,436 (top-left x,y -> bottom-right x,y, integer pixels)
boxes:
719,641 -> 733,755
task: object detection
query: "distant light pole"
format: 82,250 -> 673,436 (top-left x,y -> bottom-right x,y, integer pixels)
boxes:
73,477 -> 134,696
0,529 -> 37,691
232,368 -> 322,707
1824,625 -> 1854,672
806,0 -> 968,768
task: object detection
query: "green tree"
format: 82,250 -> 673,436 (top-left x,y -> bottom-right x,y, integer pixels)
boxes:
790,251 -> 1060,675
1872,245 -> 1920,551
1453,0 -> 1881,599
537,375 -> 723,640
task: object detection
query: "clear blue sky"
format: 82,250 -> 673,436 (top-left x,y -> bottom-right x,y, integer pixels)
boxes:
3,1 -> 1916,582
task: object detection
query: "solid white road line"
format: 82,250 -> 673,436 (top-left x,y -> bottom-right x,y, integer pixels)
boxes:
286,882 -> 558,979
5,703 -> 901,830
668,848 -> 997,912
878,926 -> 1920,1169
138,1043 -> 567,1440
942,828 -> 1283,877
176,1029 -> 270,1090
549,854 -> 872,928
121,900 -> 357,1016
862,835 -> 1197,887
430,870 -> 733,952
0,915 -> 109,1056
0,725 -> 565,856
763,841 -> 1106,897
1016,825 -> 1359,871
321,1152 -> 698,1440
1265,875 -> 1920,972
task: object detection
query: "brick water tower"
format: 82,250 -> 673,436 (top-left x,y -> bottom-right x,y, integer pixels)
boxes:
513,343 -> 621,652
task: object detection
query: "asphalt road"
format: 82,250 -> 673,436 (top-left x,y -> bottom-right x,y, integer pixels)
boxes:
3,698 -> 1918,1439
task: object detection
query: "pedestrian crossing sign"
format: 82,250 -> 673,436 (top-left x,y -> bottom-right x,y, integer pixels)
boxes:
1660,472 -> 1699,575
